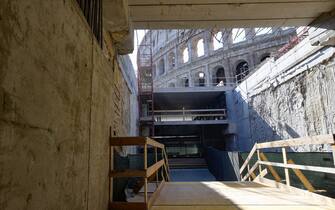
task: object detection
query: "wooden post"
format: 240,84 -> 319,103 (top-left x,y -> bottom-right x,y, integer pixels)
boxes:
144,144 -> 148,203
331,145 -> 335,167
288,159 -> 315,192
260,152 -> 281,182
247,164 -> 251,181
282,147 -> 290,186
155,147 -> 158,186
257,149 -> 262,177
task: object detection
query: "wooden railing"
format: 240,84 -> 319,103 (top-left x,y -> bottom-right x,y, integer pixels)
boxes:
240,134 -> 335,191
109,137 -> 170,210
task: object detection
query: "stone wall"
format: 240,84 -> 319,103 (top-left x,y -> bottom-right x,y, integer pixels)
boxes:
249,55 -> 335,151
0,0 -> 135,209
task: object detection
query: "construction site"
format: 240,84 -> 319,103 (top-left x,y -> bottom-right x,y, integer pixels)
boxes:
1,0 -> 335,210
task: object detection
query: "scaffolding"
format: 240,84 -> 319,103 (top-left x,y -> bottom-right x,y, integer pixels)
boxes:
137,30 -> 155,137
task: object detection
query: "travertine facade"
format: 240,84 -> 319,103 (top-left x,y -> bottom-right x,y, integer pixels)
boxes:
138,29 -> 297,88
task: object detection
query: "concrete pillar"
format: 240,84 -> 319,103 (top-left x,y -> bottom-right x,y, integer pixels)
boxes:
204,31 -> 211,56
245,28 -> 255,43
226,28 -> 234,49
248,53 -> 255,70
188,71 -> 194,87
174,46 -> 179,68
205,64 -> 211,86
187,41 -> 193,62
164,54 -> 168,73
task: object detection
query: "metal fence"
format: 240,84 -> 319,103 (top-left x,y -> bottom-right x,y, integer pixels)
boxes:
76,0 -> 103,47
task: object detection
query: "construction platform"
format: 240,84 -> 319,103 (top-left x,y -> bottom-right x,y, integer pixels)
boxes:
150,181 -> 334,210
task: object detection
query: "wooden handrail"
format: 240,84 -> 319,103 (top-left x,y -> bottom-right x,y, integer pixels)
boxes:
110,136 -> 165,149
256,134 -> 335,149
258,161 -> 335,174
239,144 -> 257,174
240,134 -> 335,191
109,136 -> 170,210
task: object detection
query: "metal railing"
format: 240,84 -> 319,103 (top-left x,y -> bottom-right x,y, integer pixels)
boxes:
153,108 -> 227,122
240,134 -> 335,192
156,75 -> 252,89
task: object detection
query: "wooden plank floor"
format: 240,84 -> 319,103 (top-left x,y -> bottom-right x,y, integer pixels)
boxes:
150,181 -> 334,210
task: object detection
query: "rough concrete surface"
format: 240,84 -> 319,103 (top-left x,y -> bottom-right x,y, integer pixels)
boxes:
0,0 -> 134,209
249,56 -> 335,151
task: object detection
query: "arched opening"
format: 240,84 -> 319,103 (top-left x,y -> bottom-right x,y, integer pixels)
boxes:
260,53 -> 270,63
168,82 -> 175,88
213,31 -> 223,50
158,59 -> 165,75
179,77 -> 189,87
182,47 -> 189,63
236,61 -> 249,83
213,66 -> 226,86
184,78 -> 189,87
232,28 -> 246,43
195,72 -> 205,87
168,52 -> 176,69
196,39 -> 205,57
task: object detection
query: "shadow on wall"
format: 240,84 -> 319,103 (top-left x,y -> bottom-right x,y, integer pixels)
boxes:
206,147 -> 240,181
229,88 -> 302,152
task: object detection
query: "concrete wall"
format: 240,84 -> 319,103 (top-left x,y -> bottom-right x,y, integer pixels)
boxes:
249,56 -> 335,152
231,32 -> 335,152
0,0 -> 135,209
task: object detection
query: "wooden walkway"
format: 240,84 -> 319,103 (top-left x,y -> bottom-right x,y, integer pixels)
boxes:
111,135 -> 335,210
150,181 -> 335,210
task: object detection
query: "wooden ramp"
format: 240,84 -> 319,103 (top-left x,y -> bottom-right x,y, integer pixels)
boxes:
111,135 -> 335,210
150,181 -> 334,210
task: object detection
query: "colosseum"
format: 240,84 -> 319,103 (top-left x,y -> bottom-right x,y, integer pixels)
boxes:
139,28 -> 297,88
136,27 -> 298,157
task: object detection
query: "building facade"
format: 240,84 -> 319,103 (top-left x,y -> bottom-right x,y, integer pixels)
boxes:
137,28 -> 297,163
143,28 -> 297,88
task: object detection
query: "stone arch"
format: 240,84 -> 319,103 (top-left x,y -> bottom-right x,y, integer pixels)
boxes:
235,60 -> 249,83
196,39 -> 205,57
178,77 -> 189,87
182,47 -> 189,63
212,65 -> 226,86
260,53 -> 271,63
194,71 -> 206,87
158,59 -> 165,75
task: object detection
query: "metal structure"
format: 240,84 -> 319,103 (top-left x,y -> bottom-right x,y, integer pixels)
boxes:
137,30 -> 155,136
76,0 -> 103,47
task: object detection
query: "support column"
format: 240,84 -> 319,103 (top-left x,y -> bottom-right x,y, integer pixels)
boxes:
187,41 -> 193,62
205,64 -> 211,87
174,46 -> 179,68
188,71 -> 194,87
204,31 -> 211,56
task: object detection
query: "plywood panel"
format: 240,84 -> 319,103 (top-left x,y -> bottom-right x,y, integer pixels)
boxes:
151,182 -> 334,210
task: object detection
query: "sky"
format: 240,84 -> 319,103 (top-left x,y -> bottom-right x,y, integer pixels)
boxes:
129,30 -> 146,75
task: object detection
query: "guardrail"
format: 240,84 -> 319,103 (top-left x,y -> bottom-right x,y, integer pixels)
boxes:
240,134 -> 335,191
109,137 -> 170,210
153,108 -> 227,122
